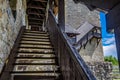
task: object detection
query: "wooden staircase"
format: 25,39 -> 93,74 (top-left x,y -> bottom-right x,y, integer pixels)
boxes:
10,30 -> 62,80
27,0 -> 48,30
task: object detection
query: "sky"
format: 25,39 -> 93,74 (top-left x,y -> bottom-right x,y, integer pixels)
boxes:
100,12 -> 118,58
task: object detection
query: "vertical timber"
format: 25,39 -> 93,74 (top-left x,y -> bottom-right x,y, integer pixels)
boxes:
114,26 -> 120,71
58,0 -> 65,31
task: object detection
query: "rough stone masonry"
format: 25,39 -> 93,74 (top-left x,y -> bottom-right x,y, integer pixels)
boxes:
0,0 -> 26,73
65,0 -> 112,80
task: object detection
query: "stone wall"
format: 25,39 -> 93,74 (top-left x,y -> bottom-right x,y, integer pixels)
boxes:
65,1 -> 113,80
65,0 -> 103,62
0,0 -> 26,73
80,38 -> 104,62
87,62 -> 112,80
65,0 -> 100,29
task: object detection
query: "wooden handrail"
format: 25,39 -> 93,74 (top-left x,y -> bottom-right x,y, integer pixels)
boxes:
46,9 -> 97,80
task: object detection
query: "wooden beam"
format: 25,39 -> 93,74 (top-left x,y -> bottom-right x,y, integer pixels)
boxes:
28,6 -> 45,10
28,15 -> 44,19
28,18 -> 43,21
27,12 -> 45,16
29,25 -> 41,27
33,0 -> 47,3
58,0 -> 65,31
29,22 -> 42,25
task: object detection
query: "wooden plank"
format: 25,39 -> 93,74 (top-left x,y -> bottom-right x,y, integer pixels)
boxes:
58,0 -> 65,30
28,12 -> 45,16
106,3 -> 120,32
28,6 -> 45,10
28,18 -> 43,21
73,0 -> 120,11
14,75 -> 58,80
33,0 -> 48,3
18,46 -> 53,49
15,57 -> 56,59
13,63 -> 56,65
17,51 -> 55,54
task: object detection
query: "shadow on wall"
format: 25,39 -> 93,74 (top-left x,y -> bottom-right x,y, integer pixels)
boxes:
9,0 -> 17,19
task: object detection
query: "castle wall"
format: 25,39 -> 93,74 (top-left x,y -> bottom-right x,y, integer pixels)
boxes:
0,0 -> 26,73
65,0 -> 112,80
65,0 -> 103,62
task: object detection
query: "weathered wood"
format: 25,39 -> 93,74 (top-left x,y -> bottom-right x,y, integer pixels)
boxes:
33,0 -> 48,3
27,12 -> 44,16
73,0 -> 120,11
58,0 -> 65,30
28,18 -> 43,21
114,26 -> 120,71
28,6 -> 45,10
106,3 -> 120,32
47,10 -> 97,80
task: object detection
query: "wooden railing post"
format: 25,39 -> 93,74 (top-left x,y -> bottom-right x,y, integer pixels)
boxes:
58,0 -> 65,31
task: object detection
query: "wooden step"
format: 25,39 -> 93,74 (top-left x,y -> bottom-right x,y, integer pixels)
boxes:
19,43 -> 52,49
15,57 -> 56,59
21,38 -> 50,41
20,39 -> 50,42
13,63 -> 57,65
13,75 -> 60,80
15,59 -> 55,63
23,33 -> 49,36
11,71 -> 60,74
22,36 -> 50,39
33,0 -> 48,3
22,35 -> 49,38
17,51 -> 55,54
25,30 -> 47,34
18,46 -> 54,49
20,42 -> 51,45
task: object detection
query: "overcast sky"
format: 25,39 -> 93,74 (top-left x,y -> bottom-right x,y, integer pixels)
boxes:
100,12 -> 117,58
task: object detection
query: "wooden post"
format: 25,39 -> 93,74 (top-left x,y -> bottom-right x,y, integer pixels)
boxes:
114,26 -> 120,72
58,0 -> 65,31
